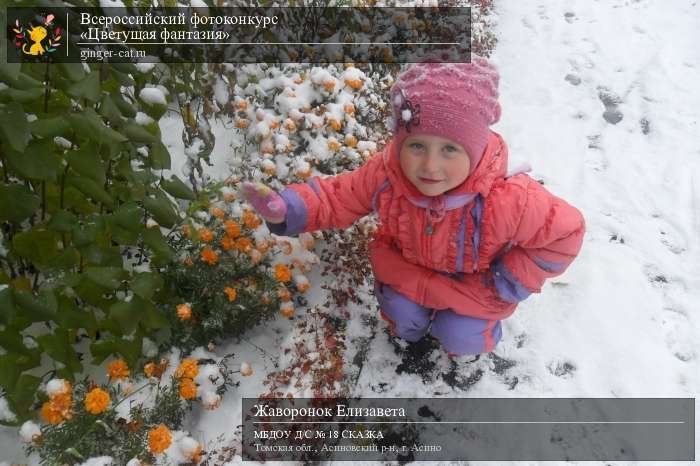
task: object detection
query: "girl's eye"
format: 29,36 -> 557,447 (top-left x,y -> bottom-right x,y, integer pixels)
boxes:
410,142 -> 425,150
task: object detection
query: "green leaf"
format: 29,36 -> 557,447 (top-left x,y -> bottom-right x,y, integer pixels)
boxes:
46,246 -> 80,270
0,102 -> 29,152
109,298 -> 144,334
131,272 -> 164,300
47,210 -> 78,233
71,222 -> 99,248
90,336 -> 142,367
143,191 -> 179,228
57,62 -> 86,82
55,295 -> 98,333
13,289 -> 57,323
98,93 -> 123,125
0,354 -> 21,393
0,328 -> 25,354
149,141 -> 171,170
84,266 -> 127,289
142,228 -> 174,263
0,288 -> 17,325
67,109 -> 128,145
4,137 -> 61,181
36,328 -> 83,374
111,94 -> 137,118
65,142 -> 106,183
7,374 -> 42,422
0,183 -> 40,223
112,202 -> 143,233
0,62 -> 21,82
140,298 -> 169,330
79,244 -> 122,267
28,116 -> 71,138
11,226 -> 60,269
67,72 -> 101,102
123,122 -> 158,144
0,87 -> 44,104
68,174 -> 114,208
161,175 -> 195,200
74,276 -> 112,309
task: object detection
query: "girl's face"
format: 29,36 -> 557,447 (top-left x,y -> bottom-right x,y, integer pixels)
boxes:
399,134 -> 471,196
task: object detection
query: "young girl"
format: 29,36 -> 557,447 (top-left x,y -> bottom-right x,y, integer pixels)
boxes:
241,55 -> 585,366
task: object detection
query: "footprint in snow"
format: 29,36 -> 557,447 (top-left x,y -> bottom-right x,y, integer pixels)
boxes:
565,73 -> 582,86
598,86 -> 624,124
548,360 -> 576,378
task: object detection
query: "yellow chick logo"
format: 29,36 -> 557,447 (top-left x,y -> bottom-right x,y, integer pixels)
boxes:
13,13 -> 61,58
23,25 -> 48,56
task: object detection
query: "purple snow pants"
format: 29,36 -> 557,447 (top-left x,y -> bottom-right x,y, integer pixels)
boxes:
374,282 -> 502,355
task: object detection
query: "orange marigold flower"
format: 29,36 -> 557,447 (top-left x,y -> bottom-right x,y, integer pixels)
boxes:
189,444 -> 203,463
175,359 -> 199,379
224,220 -> 241,238
179,377 -> 197,400
224,286 -> 237,302
234,237 -> 253,253
277,286 -> 292,302
144,360 -> 168,379
198,228 -> 213,243
220,235 -> 236,251
107,359 -> 130,382
41,401 -> 65,425
183,256 -> 194,266
177,303 -> 192,321
148,424 -> 172,454
249,249 -> 262,264
84,387 -> 110,415
50,392 -> 73,417
144,362 -> 156,378
224,192 -> 237,202
274,264 -> 292,283
211,207 -> 226,219
200,247 -> 219,265
242,210 -> 262,229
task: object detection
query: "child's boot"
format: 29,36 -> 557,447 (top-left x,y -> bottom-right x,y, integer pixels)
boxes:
443,352 -> 483,390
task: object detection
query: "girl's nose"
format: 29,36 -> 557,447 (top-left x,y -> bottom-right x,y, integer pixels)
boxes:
422,152 -> 441,174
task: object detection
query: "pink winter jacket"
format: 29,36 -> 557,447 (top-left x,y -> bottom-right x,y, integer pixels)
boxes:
268,130 -> 585,320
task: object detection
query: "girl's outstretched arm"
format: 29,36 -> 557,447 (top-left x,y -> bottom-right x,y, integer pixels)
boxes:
265,152 -> 387,236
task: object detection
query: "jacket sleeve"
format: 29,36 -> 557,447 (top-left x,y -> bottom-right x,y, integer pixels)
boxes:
266,152 -> 387,236
490,175 -> 586,303
369,240 -> 518,320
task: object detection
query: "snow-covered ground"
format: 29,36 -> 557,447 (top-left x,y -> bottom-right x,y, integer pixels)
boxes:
2,0 -> 699,465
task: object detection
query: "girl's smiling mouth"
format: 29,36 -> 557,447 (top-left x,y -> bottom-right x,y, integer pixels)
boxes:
419,177 -> 443,184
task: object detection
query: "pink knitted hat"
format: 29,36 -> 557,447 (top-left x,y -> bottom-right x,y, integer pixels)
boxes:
389,54 -> 502,174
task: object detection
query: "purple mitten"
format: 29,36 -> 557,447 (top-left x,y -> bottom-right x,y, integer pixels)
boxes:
240,181 -> 287,224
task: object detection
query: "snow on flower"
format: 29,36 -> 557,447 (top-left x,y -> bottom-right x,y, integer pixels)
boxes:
45,379 -> 71,398
0,397 -> 16,423
240,362 -> 253,376
19,420 -> 40,443
401,108 -> 412,121
134,112 -> 155,126
138,87 -> 167,106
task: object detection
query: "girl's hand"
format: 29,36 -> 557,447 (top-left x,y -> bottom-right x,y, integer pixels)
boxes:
240,181 -> 287,224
